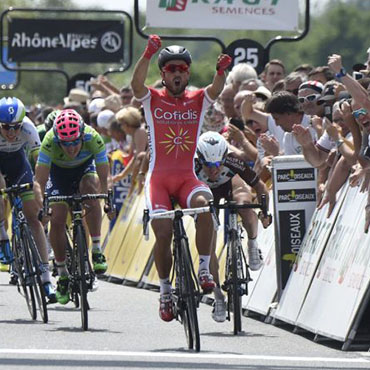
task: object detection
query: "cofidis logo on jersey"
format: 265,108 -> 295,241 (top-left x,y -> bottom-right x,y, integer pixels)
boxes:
154,108 -> 198,124
159,127 -> 194,155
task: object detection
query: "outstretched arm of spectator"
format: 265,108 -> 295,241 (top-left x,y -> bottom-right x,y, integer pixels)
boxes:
131,35 -> 162,99
328,54 -> 370,111
292,124 -> 327,167
206,54 -> 232,101
241,93 -> 269,132
227,123 -> 257,161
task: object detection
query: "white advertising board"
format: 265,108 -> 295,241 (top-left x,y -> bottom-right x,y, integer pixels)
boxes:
296,185 -> 370,342
146,0 -> 299,31
272,183 -> 349,325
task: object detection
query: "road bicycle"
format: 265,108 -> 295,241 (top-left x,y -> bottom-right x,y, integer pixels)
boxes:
44,191 -> 112,330
1,183 -> 48,323
143,204 -> 218,352
217,195 -> 267,335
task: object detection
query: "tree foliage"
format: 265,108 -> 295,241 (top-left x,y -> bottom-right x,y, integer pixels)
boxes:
0,0 -> 369,105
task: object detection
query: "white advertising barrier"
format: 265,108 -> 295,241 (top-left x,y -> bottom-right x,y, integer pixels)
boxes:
272,155 -> 317,298
146,0 -> 299,31
296,184 -> 370,345
243,190 -> 275,310
244,223 -> 276,316
272,182 -> 349,325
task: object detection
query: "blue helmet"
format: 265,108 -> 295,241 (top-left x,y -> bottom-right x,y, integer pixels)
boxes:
0,97 -> 26,124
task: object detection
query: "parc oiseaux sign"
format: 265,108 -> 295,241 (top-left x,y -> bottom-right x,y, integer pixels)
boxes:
8,18 -> 124,63
146,0 -> 298,31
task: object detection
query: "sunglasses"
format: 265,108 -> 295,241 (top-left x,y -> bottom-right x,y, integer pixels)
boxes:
0,123 -> 22,131
163,64 -> 189,73
60,139 -> 81,147
298,94 -> 321,104
352,108 -> 368,119
201,160 -> 224,168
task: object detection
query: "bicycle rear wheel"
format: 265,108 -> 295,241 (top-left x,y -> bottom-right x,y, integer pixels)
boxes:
23,226 -> 48,324
13,232 -> 37,320
180,239 -> 200,352
230,236 -> 242,334
75,224 -> 89,331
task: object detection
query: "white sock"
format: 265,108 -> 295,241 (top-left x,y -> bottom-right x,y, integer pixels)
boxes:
0,220 -> 8,240
159,277 -> 172,295
248,238 -> 258,250
40,263 -> 51,284
91,236 -> 101,254
199,255 -> 210,272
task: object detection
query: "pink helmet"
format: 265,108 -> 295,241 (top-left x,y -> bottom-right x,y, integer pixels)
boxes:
53,109 -> 84,142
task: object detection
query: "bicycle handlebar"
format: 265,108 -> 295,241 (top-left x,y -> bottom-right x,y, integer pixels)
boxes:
142,203 -> 220,241
215,194 -> 268,217
0,182 -> 33,196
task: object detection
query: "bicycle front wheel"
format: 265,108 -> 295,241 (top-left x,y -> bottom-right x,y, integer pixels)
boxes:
230,236 -> 243,334
180,239 -> 200,352
23,226 -> 48,324
13,231 -> 37,320
75,224 -> 89,331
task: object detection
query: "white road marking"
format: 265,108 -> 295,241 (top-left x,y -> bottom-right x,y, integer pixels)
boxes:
0,348 -> 368,363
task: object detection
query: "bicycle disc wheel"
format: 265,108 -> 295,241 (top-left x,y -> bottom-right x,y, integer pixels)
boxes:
23,226 -> 48,324
75,225 -> 89,331
16,233 -> 37,321
181,239 -> 200,352
230,236 -> 242,334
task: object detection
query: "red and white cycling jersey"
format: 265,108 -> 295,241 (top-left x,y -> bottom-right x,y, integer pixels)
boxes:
139,87 -> 214,212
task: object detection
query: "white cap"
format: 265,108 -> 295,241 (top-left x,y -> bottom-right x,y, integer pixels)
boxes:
97,109 -> 115,129
254,85 -> 272,100
88,98 -> 105,114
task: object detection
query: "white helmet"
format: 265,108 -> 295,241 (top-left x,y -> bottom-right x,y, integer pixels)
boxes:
197,131 -> 228,167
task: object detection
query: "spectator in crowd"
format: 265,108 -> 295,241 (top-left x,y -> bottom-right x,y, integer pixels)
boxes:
308,66 -> 335,84
262,59 -> 286,91
284,72 -> 307,96
218,84 -> 237,119
120,86 -> 134,106
239,78 -> 264,92
228,62 -> 258,92
298,80 -> 325,117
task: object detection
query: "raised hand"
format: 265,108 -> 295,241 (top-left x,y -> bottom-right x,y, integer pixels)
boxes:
143,34 -> 162,59
216,54 -> 232,75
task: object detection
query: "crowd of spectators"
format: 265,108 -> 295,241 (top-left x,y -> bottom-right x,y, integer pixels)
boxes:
23,46 -> 370,233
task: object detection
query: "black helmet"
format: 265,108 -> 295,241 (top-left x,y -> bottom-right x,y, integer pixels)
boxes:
158,45 -> 192,70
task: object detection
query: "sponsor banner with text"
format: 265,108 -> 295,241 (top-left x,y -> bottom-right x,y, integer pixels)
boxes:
8,18 -> 124,63
272,156 -> 317,295
146,0 -> 298,31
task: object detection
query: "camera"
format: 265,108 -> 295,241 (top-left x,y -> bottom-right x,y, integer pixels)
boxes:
352,71 -> 364,81
229,117 -> 245,130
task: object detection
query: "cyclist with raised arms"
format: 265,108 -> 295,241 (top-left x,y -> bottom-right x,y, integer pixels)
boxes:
131,34 -> 232,321
0,97 -> 56,302
34,109 -> 113,305
196,131 -> 272,322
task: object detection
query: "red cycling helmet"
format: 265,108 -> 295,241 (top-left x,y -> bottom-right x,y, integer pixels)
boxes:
53,109 -> 84,142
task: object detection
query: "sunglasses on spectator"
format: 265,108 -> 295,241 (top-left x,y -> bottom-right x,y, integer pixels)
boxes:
60,139 -> 81,147
298,94 -> 321,104
163,64 -> 189,73
352,108 -> 368,119
0,122 -> 23,131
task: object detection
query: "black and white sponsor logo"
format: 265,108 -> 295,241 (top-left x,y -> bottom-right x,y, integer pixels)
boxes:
101,32 -> 122,53
278,188 -> 316,203
276,168 -> 315,182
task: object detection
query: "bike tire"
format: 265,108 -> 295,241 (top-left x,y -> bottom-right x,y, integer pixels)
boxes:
230,235 -> 242,334
23,226 -> 48,324
16,232 -> 37,321
75,225 -> 89,331
180,239 -> 200,352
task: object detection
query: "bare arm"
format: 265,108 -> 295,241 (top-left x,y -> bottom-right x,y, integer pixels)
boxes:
241,94 -> 269,132
96,163 -> 112,194
206,54 -> 232,101
131,35 -> 162,99
328,54 -> 370,110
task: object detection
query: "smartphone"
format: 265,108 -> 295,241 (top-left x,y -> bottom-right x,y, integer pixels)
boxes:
324,105 -> 332,121
229,117 -> 245,130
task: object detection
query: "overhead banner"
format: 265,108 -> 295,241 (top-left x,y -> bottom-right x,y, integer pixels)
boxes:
8,18 -> 124,63
146,0 -> 299,31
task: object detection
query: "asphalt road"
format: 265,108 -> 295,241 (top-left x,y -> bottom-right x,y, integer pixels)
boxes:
0,270 -> 369,370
